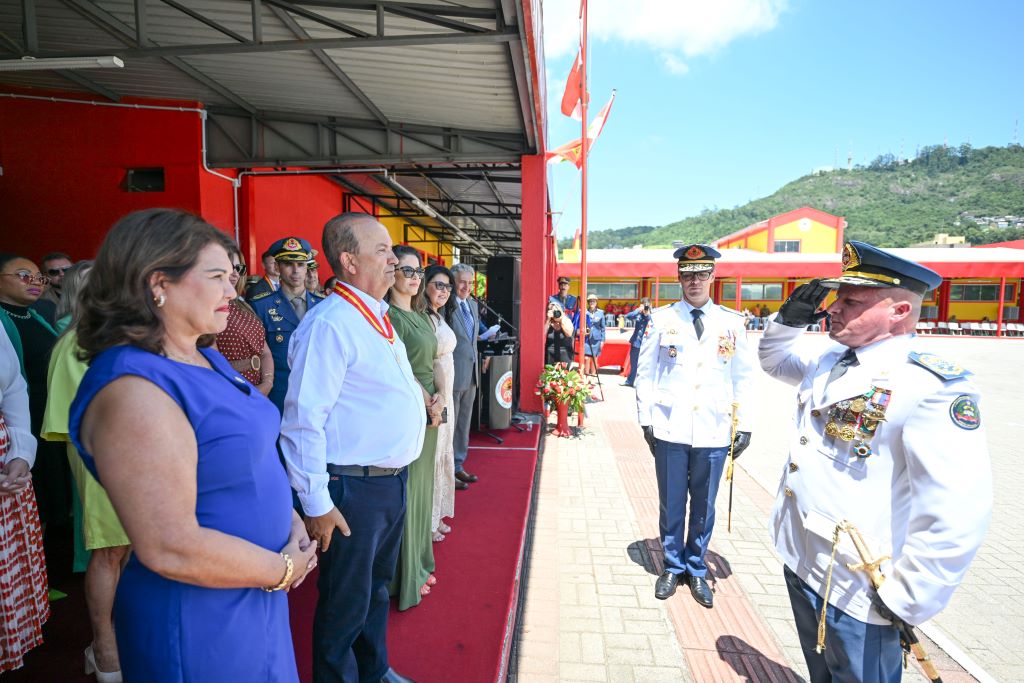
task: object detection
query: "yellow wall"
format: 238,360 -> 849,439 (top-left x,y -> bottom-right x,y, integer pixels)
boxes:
378,209 -> 454,264
772,219 -> 838,254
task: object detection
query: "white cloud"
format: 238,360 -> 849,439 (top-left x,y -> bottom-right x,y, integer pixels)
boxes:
542,0 -> 787,61
661,53 -> 690,75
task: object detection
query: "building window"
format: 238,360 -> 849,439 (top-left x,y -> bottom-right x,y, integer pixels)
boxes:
773,240 -> 800,253
588,282 -> 639,299
655,282 -> 681,301
948,283 -> 1016,302
721,282 -> 785,301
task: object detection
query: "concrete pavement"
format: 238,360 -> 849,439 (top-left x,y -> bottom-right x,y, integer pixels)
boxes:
513,333 -> 1018,682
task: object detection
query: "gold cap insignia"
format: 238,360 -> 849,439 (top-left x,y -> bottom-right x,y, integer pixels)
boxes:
686,245 -> 705,260
283,238 -> 302,251
841,243 -> 860,270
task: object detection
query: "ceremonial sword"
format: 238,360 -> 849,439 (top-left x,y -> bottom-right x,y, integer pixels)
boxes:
839,521 -> 944,682
725,402 -> 739,532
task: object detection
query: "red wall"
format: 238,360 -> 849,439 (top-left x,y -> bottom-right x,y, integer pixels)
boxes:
0,95 -> 212,261
239,174 -> 345,276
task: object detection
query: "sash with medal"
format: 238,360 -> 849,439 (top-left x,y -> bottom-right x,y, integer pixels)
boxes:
824,386 -> 892,458
333,282 -> 395,344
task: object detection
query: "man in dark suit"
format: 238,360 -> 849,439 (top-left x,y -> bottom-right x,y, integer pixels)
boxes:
245,248 -> 281,300
450,263 -> 480,488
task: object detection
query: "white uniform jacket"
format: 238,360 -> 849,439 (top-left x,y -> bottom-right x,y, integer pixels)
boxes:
759,318 -> 992,625
636,300 -> 754,447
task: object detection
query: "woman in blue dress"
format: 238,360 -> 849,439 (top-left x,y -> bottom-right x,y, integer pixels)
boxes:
68,209 -> 318,683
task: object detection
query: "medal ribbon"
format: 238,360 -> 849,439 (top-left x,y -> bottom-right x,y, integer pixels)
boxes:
333,282 -> 395,344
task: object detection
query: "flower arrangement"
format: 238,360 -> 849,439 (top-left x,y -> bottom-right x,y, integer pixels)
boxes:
536,364 -> 593,414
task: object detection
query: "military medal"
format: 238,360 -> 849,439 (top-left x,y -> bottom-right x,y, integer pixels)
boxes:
825,421 -> 840,437
838,425 -> 857,441
668,346 -> 677,358
849,398 -> 867,413
275,334 -> 284,343
852,441 -> 872,458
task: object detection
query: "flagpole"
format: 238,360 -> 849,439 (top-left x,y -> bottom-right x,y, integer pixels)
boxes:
577,0 -> 589,373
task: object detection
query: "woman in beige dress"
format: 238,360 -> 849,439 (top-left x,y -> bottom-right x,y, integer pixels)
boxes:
423,265 -> 457,542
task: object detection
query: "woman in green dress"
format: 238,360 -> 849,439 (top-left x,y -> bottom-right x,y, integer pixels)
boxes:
386,246 -> 442,610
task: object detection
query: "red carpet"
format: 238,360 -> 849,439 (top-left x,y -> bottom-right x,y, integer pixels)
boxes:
467,421 -> 542,450
289,443 -> 539,682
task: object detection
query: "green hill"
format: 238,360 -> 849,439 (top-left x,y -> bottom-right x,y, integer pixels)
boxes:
563,144 -> 1024,250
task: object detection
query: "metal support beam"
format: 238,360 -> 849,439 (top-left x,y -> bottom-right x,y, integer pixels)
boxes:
134,0 -> 147,46
34,28 -> 520,59
157,0 -> 249,43
385,4 -> 490,33
263,0 -> 370,38
21,0 -> 38,52
251,0 -> 263,42
268,4 -> 388,124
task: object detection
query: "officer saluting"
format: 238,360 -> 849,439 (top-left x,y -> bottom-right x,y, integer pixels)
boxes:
760,241 -> 992,682
636,244 -> 754,607
251,236 -> 326,413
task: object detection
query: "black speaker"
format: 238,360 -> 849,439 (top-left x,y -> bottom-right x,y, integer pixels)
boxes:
486,255 -> 520,333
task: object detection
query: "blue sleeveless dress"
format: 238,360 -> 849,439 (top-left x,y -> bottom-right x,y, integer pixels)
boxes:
69,345 -> 298,682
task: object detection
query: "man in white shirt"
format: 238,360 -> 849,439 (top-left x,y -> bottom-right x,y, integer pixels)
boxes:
280,213 -> 425,683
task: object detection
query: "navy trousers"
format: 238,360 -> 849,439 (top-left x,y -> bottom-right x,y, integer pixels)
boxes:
626,344 -> 641,386
313,470 -> 407,683
784,566 -> 902,683
653,439 -> 728,577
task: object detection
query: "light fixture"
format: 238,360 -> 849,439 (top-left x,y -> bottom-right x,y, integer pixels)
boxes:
0,56 -> 125,72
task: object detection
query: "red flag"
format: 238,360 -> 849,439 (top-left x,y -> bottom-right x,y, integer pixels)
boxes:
546,91 -> 616,168
560,51 -> 584,120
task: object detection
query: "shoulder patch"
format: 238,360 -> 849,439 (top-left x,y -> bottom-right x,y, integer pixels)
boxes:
949,395 -> 981,430
718,305 -> 743,317
908,351 -> 971,380
250,291 -> 271,302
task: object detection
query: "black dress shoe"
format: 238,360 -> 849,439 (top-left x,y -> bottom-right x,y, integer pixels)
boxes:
687,574 -> 713,608
381,668 -> 416,683
654,570 -> 681,600
454,479 -> 469,491
455,470 -> 478,484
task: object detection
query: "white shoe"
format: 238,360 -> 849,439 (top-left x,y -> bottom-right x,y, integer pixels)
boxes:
85,644 -> 123,683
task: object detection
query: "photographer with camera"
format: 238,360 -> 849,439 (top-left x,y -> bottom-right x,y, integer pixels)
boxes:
622,297 -> 653,387
545,300 -> 575,366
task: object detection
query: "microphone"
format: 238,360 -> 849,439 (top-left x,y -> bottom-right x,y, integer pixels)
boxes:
473,296 -> 519,336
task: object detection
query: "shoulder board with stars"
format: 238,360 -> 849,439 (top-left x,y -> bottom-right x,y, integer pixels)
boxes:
250,291 -> 272,302
718,305 -> 744,317
908,351 -> 971,380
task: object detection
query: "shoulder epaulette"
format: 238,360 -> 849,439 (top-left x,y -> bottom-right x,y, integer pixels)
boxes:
718,305 -> 743,317
250,291 -> 272,302
311,292 -> 326,301
908,351 -> 971,380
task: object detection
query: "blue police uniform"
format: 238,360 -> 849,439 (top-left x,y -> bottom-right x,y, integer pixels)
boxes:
623,305 -> 652,386
249,236 -> 324,413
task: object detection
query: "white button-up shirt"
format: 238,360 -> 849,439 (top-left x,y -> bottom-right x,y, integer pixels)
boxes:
280,284 -> 426,517
759,318 -> 992,625
636,299 -> 754,447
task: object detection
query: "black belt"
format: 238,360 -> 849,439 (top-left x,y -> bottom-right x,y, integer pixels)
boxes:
327,464 -> 405,477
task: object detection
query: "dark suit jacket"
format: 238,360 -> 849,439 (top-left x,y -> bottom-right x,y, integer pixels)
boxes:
452,297 -> 480,392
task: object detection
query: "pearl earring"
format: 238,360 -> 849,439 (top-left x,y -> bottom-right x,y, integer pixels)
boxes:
155,294 -> 166,308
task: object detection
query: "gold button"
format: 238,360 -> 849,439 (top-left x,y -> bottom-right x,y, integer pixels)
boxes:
799,436 -> 808,445
811,409 -> 821,417
784,487 -> 794,497
789,463 -> 799,473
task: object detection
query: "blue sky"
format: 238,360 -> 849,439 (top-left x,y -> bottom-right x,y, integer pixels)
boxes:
542,0 -> 1024,240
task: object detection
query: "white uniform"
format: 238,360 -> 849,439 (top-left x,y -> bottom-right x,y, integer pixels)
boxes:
759,317 -> 992,625
636,300 -> 754,445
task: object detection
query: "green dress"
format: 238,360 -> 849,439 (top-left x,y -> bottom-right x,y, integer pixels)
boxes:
389,306 -> 439,610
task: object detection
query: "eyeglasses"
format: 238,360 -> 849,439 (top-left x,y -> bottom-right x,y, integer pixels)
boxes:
1,271 -> 50,285
430,281 -> 453,292
232,263 -> 247,276
46,266 -> 72,277
680,271 -> 712,282
396,266 -> 425,279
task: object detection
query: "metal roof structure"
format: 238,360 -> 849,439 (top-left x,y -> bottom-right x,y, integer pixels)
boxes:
0,0 -> 546,258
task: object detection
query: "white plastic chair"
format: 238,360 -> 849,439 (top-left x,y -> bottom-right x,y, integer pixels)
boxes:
937,322 -> 949,334
947,322 -> 962,335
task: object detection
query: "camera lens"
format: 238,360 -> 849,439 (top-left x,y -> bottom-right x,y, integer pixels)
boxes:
553,310 -> 562,318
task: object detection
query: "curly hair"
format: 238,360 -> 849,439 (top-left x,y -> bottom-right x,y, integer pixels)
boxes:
76,209 -> 235,362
